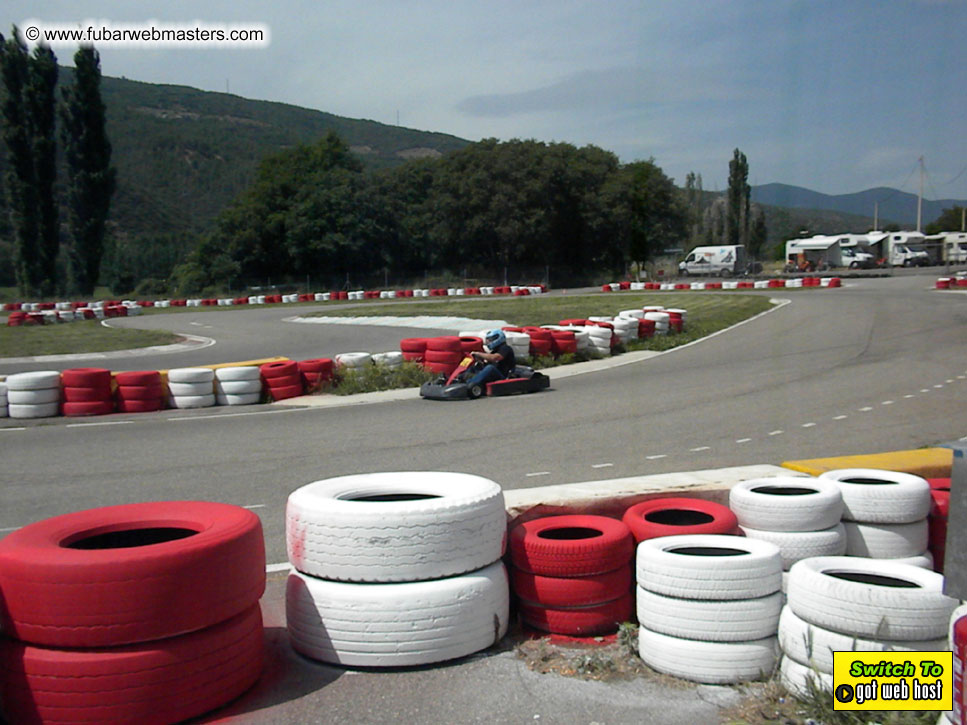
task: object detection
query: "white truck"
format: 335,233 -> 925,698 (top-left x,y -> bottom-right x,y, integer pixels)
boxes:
678,245 -> 747,277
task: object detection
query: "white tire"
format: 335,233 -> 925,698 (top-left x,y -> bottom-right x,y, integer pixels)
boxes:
215,379 -> 263,395
818,468 -> 931,523
7,387 -> 60,405
635,586 -> 782,642
893,551 -> 933,569
371,351 -> 404,366
286,562 -> 509,667
216,392 -> 261,406
779,655 -> 833,698
168,394 -> 215,409
635,534 -> 782,600
739,524 -> 847,570
842,519 -> 928,559
167,381 -> 214,397
286,471 -> 506,582
786,556 -> 956,640
637,625 -> 778,684
215,366 -> 260,382
167,367 -> 214,384
334,352 -> 371,368
729,476 -> 843,531
5,371 -> 61,390
8,402 -> 60,418
778,606 -> 947,674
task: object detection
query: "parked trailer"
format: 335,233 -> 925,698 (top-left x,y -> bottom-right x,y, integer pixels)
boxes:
784,236 -> 842,272
928,232 -> 967,264
867,231 -> 930,267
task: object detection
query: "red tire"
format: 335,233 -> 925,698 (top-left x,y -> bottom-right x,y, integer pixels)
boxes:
622,497 -> 739,543
0,501 -> 266,647
401,351 -> 424,363
116,384 -> 166,401
425,336 -> 463,352
116,398 -> 164,413
509,515 -> 634,576
0,606 -> 263,725
268,383 -> 304,401
400,338 -> 429,354
260,361 -> 299,380
424,349 -> 463,364
115,370 -> 161,387
510,565 -> 631,607
931,489 -> 950,519
529,338 -> 553,357
518,591 -> 634,636
61,400 -> 115,417
60,368 -> 111,388
61,386 -> 112,403
927,477 -> 951,491
459,336 -> 484,354
297,358 -> 334,377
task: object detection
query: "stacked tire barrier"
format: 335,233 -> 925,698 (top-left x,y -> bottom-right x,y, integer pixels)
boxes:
61,367 -> 115,417
778,556 -> 955,697
0,379 -> 6,417
215,365 -> 262,406
371,351 -> 403,369
0,501 -> 266,724
729,476 -> 846,578
5,371 -> 61,419
422,337 -> 463,376
929,477 -> 950,573
508,515 -> 635,636
167,367 -> 216,409
115,370 -> 165,413
259,361 -> 303,401
622,497 -> 738,542
818,468 -> 932,565
285,472 -> 510,666
400,337 -> 429,363
635,534 -> 783,684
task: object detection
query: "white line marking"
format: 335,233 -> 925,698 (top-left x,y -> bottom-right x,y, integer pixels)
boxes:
735,438 -> 751,444
859,406 -> 873,412
958,375 -> 965,380
934,384 -> 945,389
591,463 -> 613,469
947,379 -> 955,384
904,394 -> 915,399
243,504 -> 266,509
768,430 -> 784,436
801,423 -> 816,428
66,420 -> 133,428
690,446 -> 711,452
0,427 -> 26,432
646,454 -> 668,460
921,389 -> 931,393
881,400 -> 894,405
266,562 -> 292,573
167,407 -> 306,422
833,415 -> 848,420
0,526 -> 20,532
526,471 -> 551,477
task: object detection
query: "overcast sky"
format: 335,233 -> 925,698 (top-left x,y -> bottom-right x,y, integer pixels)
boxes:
7,0 -> 967,200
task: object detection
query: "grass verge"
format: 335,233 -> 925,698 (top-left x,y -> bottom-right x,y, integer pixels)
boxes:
0,320 -> 179,358
331,361 -> 435,396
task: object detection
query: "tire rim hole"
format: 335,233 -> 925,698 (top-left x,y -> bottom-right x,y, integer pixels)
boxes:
825,571 -> 921,588
751,486 -> 817,496
65,527 -> 197,550
668,546 -> 748,557
840,478 -> 895,486
342,493 -> 443,502
643,510 -> 714,526
537,527 -> 603,540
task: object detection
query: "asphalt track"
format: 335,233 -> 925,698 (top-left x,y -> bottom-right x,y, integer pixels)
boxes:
1,273 -> 965,724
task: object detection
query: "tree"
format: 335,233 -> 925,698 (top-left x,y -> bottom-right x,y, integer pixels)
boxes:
61,45 -> 116,295
749,207 -> 768,260
727,148 -> 750,247
926,206 -> 966,235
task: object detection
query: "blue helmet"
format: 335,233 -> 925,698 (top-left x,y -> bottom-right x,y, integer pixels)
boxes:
484,329 -> 506,352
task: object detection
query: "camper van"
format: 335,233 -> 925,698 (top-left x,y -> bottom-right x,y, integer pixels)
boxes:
678,245 -> 747,277
784,236 -> 841,271
867,231 -> 930,267
941,233 -> 967,264
834,235 -> 876,269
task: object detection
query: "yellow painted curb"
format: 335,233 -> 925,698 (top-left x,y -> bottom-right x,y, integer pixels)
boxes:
782,447 -> 952,478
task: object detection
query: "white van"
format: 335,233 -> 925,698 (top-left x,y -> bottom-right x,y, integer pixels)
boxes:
679,245 -> 747,277
941,233 -> 967,263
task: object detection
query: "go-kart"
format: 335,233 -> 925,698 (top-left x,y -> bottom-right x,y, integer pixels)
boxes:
419,355 -> 550,401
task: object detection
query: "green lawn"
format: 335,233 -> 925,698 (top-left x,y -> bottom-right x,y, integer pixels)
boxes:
0,320 -> 179,358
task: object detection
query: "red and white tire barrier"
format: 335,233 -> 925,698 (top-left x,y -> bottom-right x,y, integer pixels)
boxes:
61,367 -> 115,417
215,365 -> 262,406
260,361 -> 303,401
622,497 -> 739,542
5,371 -> 61,419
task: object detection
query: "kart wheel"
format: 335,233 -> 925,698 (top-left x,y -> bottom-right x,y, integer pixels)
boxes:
468,383 -> 483,399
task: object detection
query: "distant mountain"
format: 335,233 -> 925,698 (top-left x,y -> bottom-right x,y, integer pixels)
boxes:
752,182 -> 966,229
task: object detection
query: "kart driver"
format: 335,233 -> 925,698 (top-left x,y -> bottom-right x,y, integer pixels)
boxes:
468,329 -> 516,389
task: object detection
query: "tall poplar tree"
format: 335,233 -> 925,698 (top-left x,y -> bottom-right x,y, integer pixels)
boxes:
727,148 -> 750,247
61,46 -> 115,295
